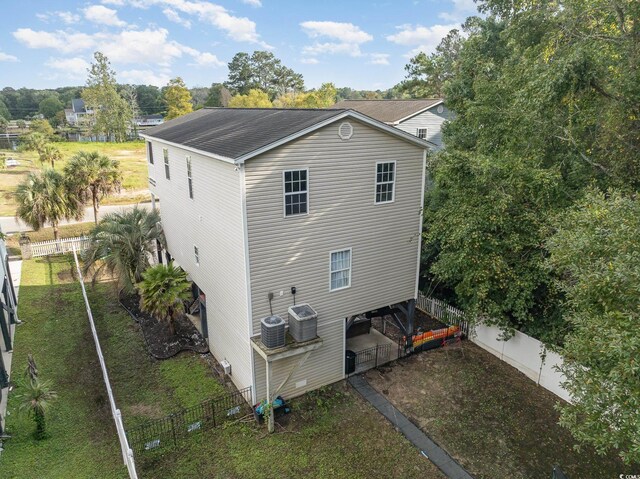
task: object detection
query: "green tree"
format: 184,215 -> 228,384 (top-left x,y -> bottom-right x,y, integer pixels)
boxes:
205,83 -> 232,107
228,89 -> 272,108
82,52 -> 132,142
15,169 -> 83,240
0,117 -> 7,133
64,151 -> 122,224
163,77 -> 193,120
38,96 -> 64,120
82,207 -> 164,292
18,378 -> 58,440
137,262 -> 191,335
29,119 -> 54,137
38,144 -> 63,169
547,190 -> 640,464
225,51 -> 304,99
135,85 -> 163,114
0,96 -> 10,120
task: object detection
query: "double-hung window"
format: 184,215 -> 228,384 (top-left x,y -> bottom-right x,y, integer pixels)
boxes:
375,161 -> 395,204
163,148 -> 170,180
283,169 -> 308,216
186,156 -> 193,199
330,249 -> 351,291
416,128 -> 427,140
147,142 -> 154,164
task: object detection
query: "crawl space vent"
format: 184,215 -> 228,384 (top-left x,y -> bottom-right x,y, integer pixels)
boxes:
338,122 -> 353,140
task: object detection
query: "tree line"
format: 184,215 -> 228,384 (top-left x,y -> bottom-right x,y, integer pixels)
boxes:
407,0 -> 639,464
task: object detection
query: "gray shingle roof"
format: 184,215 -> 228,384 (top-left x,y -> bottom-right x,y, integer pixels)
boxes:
143,108 -> 346,159
331,99 -> 442,123
71,98 -> 86,113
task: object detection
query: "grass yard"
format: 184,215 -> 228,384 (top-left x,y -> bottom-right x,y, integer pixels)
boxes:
0,141 -> 149,216
365,341 -> 628,479
2,257 -> 444,479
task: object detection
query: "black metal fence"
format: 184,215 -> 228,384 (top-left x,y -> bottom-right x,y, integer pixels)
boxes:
126,386 -> 252,455
353,343 -> 394,373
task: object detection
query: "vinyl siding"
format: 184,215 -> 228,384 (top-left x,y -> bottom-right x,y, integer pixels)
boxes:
396,106 -> 452,150
146,140 -> 253,394
244,120 -> 425,400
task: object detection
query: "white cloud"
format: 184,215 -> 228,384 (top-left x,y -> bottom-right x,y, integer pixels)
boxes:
101,0 -> 125,4
163,8 -> 191,28
300,57 -> 319,64
111,0 -> 269,46
84,5 -> 127,27
300,21 -> 372,60
301,21 -> 373,44
241,0 -> 262,6
369,53 -> 390,65
37,11 -> 81,24
45,56 -> 90,72
120,69 -> 171,86
0,51 -> 18,62
439,0 -> 478,22
13,28 -> 97,53
386,23 -> 458,56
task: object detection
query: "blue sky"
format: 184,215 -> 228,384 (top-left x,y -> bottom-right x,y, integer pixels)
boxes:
0,0 -> 479,90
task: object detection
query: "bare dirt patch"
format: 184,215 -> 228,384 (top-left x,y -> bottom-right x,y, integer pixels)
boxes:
365,341 -> 627,479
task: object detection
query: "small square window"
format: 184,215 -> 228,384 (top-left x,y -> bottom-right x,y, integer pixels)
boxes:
284,169 -> 308,216
416,128 -> 427,140
163,148 -> 170,180
375,162 -> 395,204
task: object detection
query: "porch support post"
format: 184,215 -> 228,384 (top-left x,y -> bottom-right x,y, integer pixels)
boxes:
4,255 -> 17,311
0,344 -> 9,388
266,361 -> 274,433
406,299 -> 415,337
2,277 -> 17,325
0,303 -> 11,352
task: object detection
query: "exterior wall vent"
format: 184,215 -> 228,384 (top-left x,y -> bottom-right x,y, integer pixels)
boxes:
260,315 -> 286,349
437,105 -> 444,114
288,304 -> 318,342
338,122 -> 353,140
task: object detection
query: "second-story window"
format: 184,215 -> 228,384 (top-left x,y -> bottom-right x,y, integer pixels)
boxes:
375,161 -> 395,204
194,245 -> 199,265
163,148 -> 170,180
330,249 -> 351,291
147,142 -> 154,164
284,169 -> 308,216
186,156 -> 193,199
416,128 -> 427,140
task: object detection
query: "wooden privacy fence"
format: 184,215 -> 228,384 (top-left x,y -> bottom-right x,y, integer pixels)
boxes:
21,236 -> 91,259
416,293 -> 470,337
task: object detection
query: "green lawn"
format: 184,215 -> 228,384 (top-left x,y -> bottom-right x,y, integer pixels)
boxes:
0,141 -> 149,216
2,257 -> 443,479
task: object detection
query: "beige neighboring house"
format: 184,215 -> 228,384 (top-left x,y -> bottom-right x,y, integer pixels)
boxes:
332,99 -> 451,150
141,108 -> 431,405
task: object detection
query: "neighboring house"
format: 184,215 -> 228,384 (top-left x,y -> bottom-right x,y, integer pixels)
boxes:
134,114 -> 164,127
332,99 -> 451,150
142,108 -> 430,404
65,98 -> 94,126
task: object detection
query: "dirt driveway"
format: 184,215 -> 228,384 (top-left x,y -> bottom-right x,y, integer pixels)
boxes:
364,341 -> 626,479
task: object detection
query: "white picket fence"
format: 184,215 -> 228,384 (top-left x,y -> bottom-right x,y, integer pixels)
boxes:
417,293 -> 571,403
24,236 -> 92,258
71,247 -> 138,479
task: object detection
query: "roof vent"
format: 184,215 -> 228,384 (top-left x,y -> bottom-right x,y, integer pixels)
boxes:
338,122 -> 353,140
437,105 -> 444,114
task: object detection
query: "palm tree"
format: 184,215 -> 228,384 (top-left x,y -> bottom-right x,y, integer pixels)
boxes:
82,207 -> 164,292
137,262 -> 191,335
18,378 -> 58,440
14,169 -> 84,240
38,144 -> 63,168
64,151 -> 122,224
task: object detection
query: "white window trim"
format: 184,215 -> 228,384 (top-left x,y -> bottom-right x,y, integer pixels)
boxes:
186,155 -> 193,200
416,128 -> 428,140
282,168 -> 310,218
329,247 -> 352,292
374,160 -> 396,205
194,245 -> 199,266
163,148 -> 170,180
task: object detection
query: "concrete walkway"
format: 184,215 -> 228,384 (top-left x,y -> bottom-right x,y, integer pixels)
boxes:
0,202 -> 152,234
0,259 -> 22,437
348,374 -> 475,479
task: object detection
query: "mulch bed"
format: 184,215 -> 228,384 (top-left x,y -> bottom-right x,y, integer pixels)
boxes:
119,291 -> 209,359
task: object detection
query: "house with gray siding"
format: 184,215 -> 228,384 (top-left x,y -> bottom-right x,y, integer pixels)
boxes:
141,108 -> 430,406
332,99 -> 451,150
